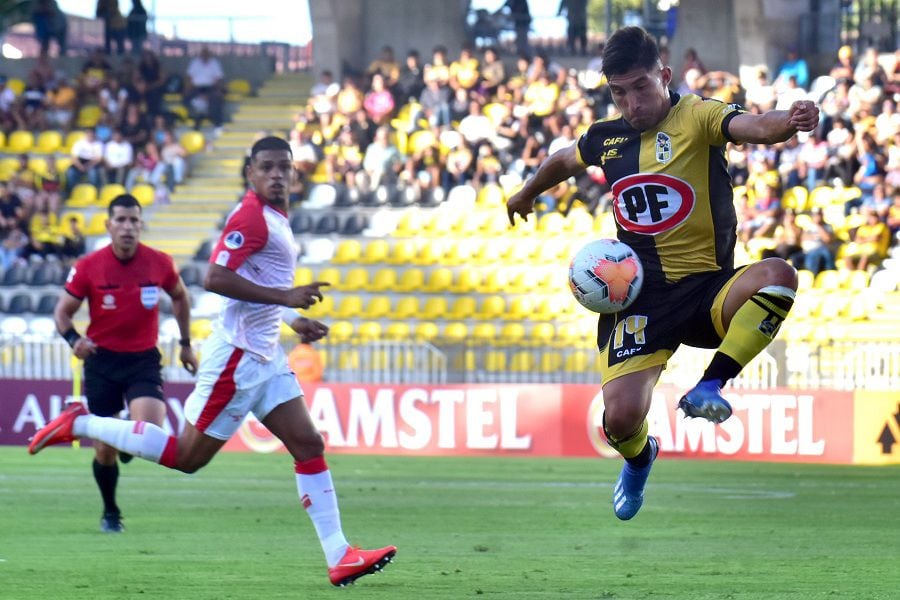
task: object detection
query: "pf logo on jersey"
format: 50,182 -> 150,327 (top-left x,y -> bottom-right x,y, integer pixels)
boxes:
611,173 -> 696,235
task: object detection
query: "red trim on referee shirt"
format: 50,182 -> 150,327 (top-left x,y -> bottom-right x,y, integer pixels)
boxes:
195,347 -> 244,432
295,456 -> 327,474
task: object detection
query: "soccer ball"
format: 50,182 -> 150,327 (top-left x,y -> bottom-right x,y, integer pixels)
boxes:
568,239 -> 643,314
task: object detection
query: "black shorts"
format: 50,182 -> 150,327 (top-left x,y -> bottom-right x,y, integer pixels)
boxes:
596,267 -> 747,383
83,347 -> 164,417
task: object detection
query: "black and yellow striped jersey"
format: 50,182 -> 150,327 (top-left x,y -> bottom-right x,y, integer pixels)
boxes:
576,91 -> 746,286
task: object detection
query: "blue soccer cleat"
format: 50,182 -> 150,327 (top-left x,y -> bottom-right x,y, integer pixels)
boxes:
678,380 -> 733,424
612,437 -> 659,521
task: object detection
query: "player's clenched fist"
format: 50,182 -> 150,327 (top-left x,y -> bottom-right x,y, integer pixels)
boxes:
283,281 -> 330,309
788,100 -> 819,132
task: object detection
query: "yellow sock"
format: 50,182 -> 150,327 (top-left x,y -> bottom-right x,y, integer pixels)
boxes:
713,285 -> 794,377
605,419 -> 648,459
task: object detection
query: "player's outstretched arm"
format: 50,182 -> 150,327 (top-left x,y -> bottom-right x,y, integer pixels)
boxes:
205,264 -> 330,309
728,100 -> 819,145
507,143 -> 583,226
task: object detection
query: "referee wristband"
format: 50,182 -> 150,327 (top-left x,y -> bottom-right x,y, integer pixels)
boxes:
62,327 -> 82,348
178,338 -> 192,347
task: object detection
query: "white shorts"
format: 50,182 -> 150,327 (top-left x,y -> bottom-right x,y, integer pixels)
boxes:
183,333 -> 302,441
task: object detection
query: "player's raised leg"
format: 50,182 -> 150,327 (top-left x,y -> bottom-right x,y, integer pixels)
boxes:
602,367 -> 661,520
679,259 -> 797,423
262,394 -> 396,586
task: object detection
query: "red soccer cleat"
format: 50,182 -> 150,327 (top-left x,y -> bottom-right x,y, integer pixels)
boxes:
328,545 -> 397,587
28,402 -> 88,455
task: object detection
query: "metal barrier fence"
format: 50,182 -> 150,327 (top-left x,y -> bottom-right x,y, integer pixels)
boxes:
1,336 -> 898,390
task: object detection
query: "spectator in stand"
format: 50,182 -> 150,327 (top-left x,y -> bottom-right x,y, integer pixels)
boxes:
775,75 -> 807,110
0,225 -> 28,270
419,72 -> 451,128
848,74 -> 884,118
761,208 -> 804,267
852,132 -> 887,212
0,181 -> 26,236
829,45 -> 855,82
853,47 -> 888,89
45,76 -> 78,132
776,135 -> 803,188
99,76 -> 129,123
801,208 -> 837,275
695,70 -> 742,103
458,98 -> 493,145
557,0 -> 588,56
843,206 -> 890,270
61,214 -> 87,262
740,182 -> 782,242
449,44 -> 480,92
19,71 -> 49,131
886,131 -> 900,189
874,98 -> 899,145
362,125 -> 402,189
774,46 -> 809,90
288,127 -> 319,179
362,73 -> 395,126
35,155 -> 63,215
184,46 -> 225,130
327,126 -> 364,188
133,49 -> 166,118
126,0 -> 148,56
96,0 -> 127,55
24,210 -> 62,261
308,70 -> 339,117
424,45 -> 451,88
10,154 -> 38,211
478,46 -> 505,98
335,76 -> 363,117
471,143 -> 502,188
504,0 -> 532,56
66,128 -> 104,197
442,138 -> 474,191
678,47 -> 707,84
119,101 -> 151,147
886,188 -> 900,239
125,141 -> 160,191
79,48 -> 112,101
449,86 -> 470,123
154,130 -> 188,193
103,129 -> 134,185
366,46 -> 400,90
349,108 -> 376,150
31,0 -> 66,58
887,48 -> 900,97
396,50 -> 425,105
0,75 -> 19,134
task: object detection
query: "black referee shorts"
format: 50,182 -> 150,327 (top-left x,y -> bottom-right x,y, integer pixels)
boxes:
83,347 -> 165,417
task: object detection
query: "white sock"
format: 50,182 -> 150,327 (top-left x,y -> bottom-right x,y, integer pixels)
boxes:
295,459 -> 349,567
74,415 -> 176,465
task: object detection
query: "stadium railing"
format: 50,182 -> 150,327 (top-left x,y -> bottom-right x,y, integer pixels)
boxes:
1,336 -> 898,391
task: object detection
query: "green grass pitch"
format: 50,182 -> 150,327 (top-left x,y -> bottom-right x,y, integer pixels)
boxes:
2,446 -> 898,599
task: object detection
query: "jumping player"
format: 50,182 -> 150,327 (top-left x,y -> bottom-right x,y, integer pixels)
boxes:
507,27 -> 819,520
31,136 -> 396,586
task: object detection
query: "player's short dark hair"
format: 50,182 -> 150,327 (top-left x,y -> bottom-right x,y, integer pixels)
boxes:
250,136 -> 292,161
602,26 -> 661,77
108,193 -> 141,216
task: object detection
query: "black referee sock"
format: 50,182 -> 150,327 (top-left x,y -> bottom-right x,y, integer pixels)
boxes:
93,459 -> 120,515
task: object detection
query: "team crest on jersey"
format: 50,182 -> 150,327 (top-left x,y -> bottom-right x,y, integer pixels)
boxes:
224,231 -> 244,250
655,132 -> 672,163
102,293 -> 116,310
610,173 -> 696,235
140,285 -> 159,309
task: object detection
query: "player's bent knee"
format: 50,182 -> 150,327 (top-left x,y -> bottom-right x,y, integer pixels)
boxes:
603,399 -> 645,440
760,258 -> 798,289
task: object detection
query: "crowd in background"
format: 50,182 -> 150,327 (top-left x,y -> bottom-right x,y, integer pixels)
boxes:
282,40 -> 900,277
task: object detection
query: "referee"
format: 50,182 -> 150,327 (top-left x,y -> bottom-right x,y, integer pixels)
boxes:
54,194 -> 198,532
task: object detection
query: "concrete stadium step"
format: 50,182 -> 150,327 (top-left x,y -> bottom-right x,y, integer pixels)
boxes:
150,212 -> 221,225
159,201 -> 235,213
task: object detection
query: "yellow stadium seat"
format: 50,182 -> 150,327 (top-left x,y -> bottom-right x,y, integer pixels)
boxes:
180,131 -> 206,155
6,77 -> 25,95
394,210 -> 424,236
6,130 -> 34,153
385,322 -> 411,340
538,351 -> 563,372
334,295 -> 364,318
316,267 -> 342,287
506,296 -> 535,320
0,131 -> 5,151
363,296 -> 392,320
328,320 -> 354,342
478,295 -> 506,320
447,296 -> 477,320
421,297 -> 448,320
368,268 -> 398,292
509,350 -> 534,372
226,78 -> 252,98
190,318 -> 213,340
538,212 -> 566,234
808,186 -> 835,209
843,269 -> 870,290
340,267 -> 369,291
482,102 -> 510,126
76,105 -> 102,128
477,269 -> 511,294
58,212 -> 86,237
424,267 -> 454,292
531,322 -> 556,344
414,322 -> 439,342
361,239 -> 390,263
294,267 -> 314,286
35,130 -> 62,154
407,129 -> 437,155
476,183 -> 505,208
304,295 -> 334,318
471,322 -> 497,342
98,183 -> 127,206
814,270 -> 840,291
130,183 -> 155,208
62,130 -> 86,154
392,296 -> 421,319
442,322 -> 469,342
396,268 -> 425,292
499,323 -> 526,344
332,239 -> 362,264
796,269 -> 815,292
414,239 -> 445,265
67,183 -> 98,207
451,269 -> 480,293
357,321 -> 382,341
83,212 -> 108,235
389,239 -> 417,264
27,157 -> 48,176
